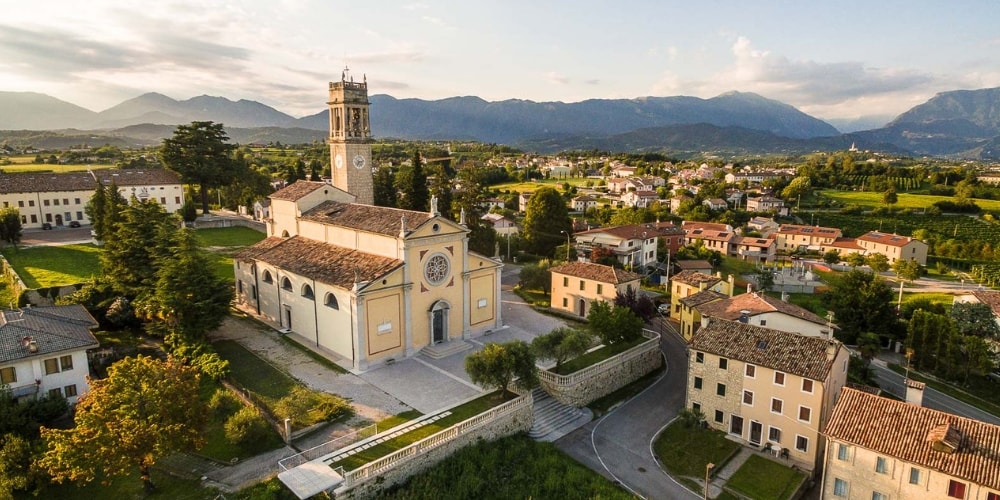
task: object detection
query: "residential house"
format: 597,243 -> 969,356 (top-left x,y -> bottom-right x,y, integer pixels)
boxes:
253,199 -> 271,221
0,305 -> 100,404
669,270 -> 734,339
518,192 -> 533,213
736,236 -> 777,264
0,169 -> 185,229
726,189 -> 745,208
684,228 -> 738,257
687,320 -> 850,473
696,292 -> 836,338
747,217 -> 780,237
611,165 -> 637,178
823,237 -> 866,259
821,387 -> 1000,500
481,213 -> 518,236
571,195 -> 599,213
683,221 -> 734,232
620,190 -> 659,208
480,197 -> 505,211
652,221 -> 687,255
549,262 -> 641,317
774,225 -> 843,253
953,290 -> 1000,329
574,223 -> 660,270
675,260 -> 714,275
607,177 -> 640,194
725,171 -> 790,185
746,196 -> 790,216
855,231 -> 928,265
703,198 -> 728,211
670,195 -> 693,213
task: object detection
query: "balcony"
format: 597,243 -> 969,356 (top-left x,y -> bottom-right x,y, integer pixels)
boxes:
10,383 -> 38,398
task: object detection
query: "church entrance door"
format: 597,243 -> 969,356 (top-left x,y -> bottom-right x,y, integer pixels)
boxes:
431,302 -> 449,344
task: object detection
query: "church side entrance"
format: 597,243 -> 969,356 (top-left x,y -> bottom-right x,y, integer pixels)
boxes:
431,301 -> 449,344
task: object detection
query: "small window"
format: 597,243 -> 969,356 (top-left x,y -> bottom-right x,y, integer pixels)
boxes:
692,402 -> 701,413
837,443 -> 849,461
875,456 -> 889,474
76,211 -> 83,220
872,492 -> 887,500
563,277 -> 568,287
948,480 -> 966,499
909,467 -> 920,485
43,199 -> 50,206
562,298 -> 567,307
798,406 -> 811,423
714,410 -> 723,423
59,355 -> 73,371
48,388 -> 61,398
833,478 -> 848,497
774,371 -> 785,386
44,358 -> 60,375
596,284 -> 603,294
63,198 -> 69,205
262,271 -> 273,284
281,277 -> 292,291
795,435 -> 808,452
716,383 -> 726,397
771,398 -> 783,414
759,319 -> 767,326
325,293 -> 339,310
802,379 -> 814,393
986,493 -> 999,500
301,284 -> 314,299
75,198 -> 81,204
64,385 -> 77,398
719,358 -> 728,370
17,200 -> 23,207
28,200 -> 34,207
695,352 -> 704,363
693,377 -> 702,390
745,364 -> 755,378
768,426 -> 781,443
0,367 -> 15,384
742,390 -> 753,406
175,196 -> 181,204
579,280 -> 585,291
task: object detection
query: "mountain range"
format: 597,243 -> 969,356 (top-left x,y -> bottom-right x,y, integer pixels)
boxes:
2,87 -> 1000,159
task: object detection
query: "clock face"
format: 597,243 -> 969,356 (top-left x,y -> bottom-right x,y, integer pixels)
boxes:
353,154 -> 366,169
334,154 -> 344,169
424,254 -> 450,285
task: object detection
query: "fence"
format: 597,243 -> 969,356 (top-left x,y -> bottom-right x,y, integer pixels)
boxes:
341,389 -> 532,488
191,217 -> 266,232
278,423 -> 377,471
537,329 -> 660,387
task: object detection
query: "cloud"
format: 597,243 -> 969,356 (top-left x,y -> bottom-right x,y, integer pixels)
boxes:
545,72 -> 570,85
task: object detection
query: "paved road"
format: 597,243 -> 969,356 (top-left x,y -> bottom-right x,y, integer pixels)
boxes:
870,360 -> 1000,424
555,317 -> 697,499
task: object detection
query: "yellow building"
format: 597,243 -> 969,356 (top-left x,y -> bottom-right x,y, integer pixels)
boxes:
821,387 -> 1000,500
549,262 -> 641,317
687,320 -> 849,473
233,73 -> 502,371
774,224 -> 842,253
669,270 -> 734,340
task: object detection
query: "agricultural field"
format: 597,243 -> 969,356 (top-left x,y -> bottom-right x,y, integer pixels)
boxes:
807,211 -> 1000,243
841,175 -> 924,191
491,177 -> 596,193
0,155 -> 115,173
818,189 -> 1000,212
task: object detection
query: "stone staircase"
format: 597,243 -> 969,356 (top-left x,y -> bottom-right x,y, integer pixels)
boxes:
420,340 -> 473,359
528,387 -> 592,442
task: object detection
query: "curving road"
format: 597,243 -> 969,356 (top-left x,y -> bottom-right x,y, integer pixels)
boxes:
555,317 -> 697,499
870,360 -> 1000,425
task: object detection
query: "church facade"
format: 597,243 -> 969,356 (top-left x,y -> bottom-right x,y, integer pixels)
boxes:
233,72 -> 503,371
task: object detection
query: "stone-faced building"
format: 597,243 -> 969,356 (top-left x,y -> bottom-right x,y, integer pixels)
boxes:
233,73 -> 503,371
686,320 -> 849,473
549,261 -> 641,317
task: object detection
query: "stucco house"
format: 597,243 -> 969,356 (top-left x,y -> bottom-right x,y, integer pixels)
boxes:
855,231 -> 928,265
549,262 -> 641,317
0,305 -> 99,404
481,212 -> 518,236
774,224 -> 843,253
696,292 -> 836,338
736,236 -> 776,264
669,270 -> 735,340
746,196 -> 789,216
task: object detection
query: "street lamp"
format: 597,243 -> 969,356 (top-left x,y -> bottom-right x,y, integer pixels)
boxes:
560,230 -> 571,261
704,462 -> 715,500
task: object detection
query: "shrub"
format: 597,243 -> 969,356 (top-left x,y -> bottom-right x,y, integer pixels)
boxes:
225,407 -> 271,447
208,389 -> 242,419
273,386 -> 352,425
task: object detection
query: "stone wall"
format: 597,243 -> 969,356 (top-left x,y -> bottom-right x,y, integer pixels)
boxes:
538,330 -> 662,408
335,393 -> 533,499
190,217 -> 266,232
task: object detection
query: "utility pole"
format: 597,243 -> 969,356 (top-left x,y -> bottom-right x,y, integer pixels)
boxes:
560,230 -> 571,261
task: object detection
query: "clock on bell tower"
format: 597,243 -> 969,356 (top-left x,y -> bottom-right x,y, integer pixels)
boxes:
328,67 -> 374,205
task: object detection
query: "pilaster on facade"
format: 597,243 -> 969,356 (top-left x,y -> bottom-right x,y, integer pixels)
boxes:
354,295 -> 367,371
403,283 -> 415,356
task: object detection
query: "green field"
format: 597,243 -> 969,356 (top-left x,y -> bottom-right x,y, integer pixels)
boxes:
819,189 -> 1000,212
491,177 -> 594,193
806,211 -> 1000,242
0,155 -> 116,172
726,455 -> 806,500
1,244 -> 100,288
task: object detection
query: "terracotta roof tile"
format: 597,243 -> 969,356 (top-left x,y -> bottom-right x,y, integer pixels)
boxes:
828,237 -> 864,250
300,201 -> 435,237
777,224 -> 842,237
235,236 -> 402,290
682,221 -> 731,232
549,262 -> 641,285
671,270 -> 722,288
575,221 -> 683,240
679,289 -> 727,308
269,180 -> 329,201
675,260 -> 713,270
695,292 -> 830,327
824,388 -> 1000,491
970,290 -> 1000,316
857,231 -> 918,247
689,319 -> 842,380
0,169 -> 181,194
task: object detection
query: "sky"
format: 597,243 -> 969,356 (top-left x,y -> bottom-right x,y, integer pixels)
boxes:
2,0 -> 1000,125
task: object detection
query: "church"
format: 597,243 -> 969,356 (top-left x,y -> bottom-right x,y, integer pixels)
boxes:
233,72 -> 503,371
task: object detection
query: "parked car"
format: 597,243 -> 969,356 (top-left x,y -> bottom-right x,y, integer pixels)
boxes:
41,222 -> 52,230
657,303 -> 671,316
69,220 -> 81,228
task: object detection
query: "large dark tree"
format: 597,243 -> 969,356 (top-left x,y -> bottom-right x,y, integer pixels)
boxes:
160,121 -> 237,214
100,199 -> 175,297
373,166 -> 397,207
822,269 -> 897,344
522,187 -> 571,257
84,182 -> 108,240
0,207 -> 22,246
396,149 -> 429,211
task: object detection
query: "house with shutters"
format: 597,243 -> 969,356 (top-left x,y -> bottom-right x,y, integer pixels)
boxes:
855,231 -> 928,265
549,262 -> 641,317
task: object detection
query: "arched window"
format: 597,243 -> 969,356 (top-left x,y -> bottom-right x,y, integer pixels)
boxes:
262,270 -> 273,284
324,293 -> 339,310
281,230 -> 290,237
302,284 -> 314,299
281,277 -> 292,291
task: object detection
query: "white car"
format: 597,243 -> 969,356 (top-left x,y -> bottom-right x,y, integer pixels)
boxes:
657,304 -> 670,316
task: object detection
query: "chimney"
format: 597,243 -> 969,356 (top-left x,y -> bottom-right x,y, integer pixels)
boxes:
22,336 -> 37,353
746,282 -> 753,294
826,342 -> 837,361
905,379 -> 926,407
781,291 -> 789,302
728,274 -> 735,297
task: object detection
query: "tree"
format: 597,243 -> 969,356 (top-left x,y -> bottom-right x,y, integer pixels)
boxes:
522,187 -> 571,257
588,301 -> 644,345
752,268 -> 775,293
882,186 -> 898,208
160,121 -> 237,214
0,433 -> 41,498
613,285 -> 656,322
373,166 -> 397,207
464,341 -> 537,396
518,260 -> 552,295
892,259 -> 923,310
531,327 -> 594,369
844,252 -> 866,269
396,150 -> 429,211
857,332 -> 882,367
781,176 -> 811,201
822,250 -> 841,266
40,356 -> 205,491
866,253 -> 890,273
950,302 -> 1000,339
0,207 -> 22,246
427,163 -> 454,219
84,182 -> 108,240
100,199 -> 176,297
823,270 -> 897,344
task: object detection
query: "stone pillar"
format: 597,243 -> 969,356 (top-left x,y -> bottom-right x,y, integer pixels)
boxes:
403,284 -> 415,356
354,295 -> 368,371
462,273 -> 471,339
495,265 -> 503,327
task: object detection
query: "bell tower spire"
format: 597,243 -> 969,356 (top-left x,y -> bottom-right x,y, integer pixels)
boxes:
328,67 -> 374,204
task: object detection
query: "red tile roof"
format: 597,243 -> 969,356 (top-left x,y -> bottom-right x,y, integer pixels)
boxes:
824,387 -> 1000,492
828,237 -> 864,251
970,290 -> 1000,317
270,181 -> 330,201
0,169 -> 182,194
671,270 -> 721,288
695,292 -> 830,327
549,262 -> 641,285
300,201 -> 435,237
689,319 -> 842,380
682,221 -> 731,232
575,222 -> 683,240
234,236 -> 402,290
675,260 -> 713,271
857,231 -> 919,247
776,224 -> 842,237
679,289 -> 728,308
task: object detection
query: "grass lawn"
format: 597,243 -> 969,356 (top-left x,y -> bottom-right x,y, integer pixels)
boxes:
201,250 -> 236,281
552,336 -> 647,375
2,244 -> 100,288
887,364 -> 1000,417
195,227 -> 266,247
819,189 -> 1000,212
779,292 -> 828,318
653,420 -> 741,478
513,286 -> 550,307
726,455 -> 806,500
899,291 -> 957,310
213,339 -> 297,400
491,177 -> 593,193
375,409 -> 424,432
330,390 -> 515,471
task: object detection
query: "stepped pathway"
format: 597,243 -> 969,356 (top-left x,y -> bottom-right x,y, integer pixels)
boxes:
323,410 -> 453,465
528,388 -> 592,442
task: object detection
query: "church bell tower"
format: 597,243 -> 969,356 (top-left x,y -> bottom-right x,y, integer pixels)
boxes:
328,67 -> 374,204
